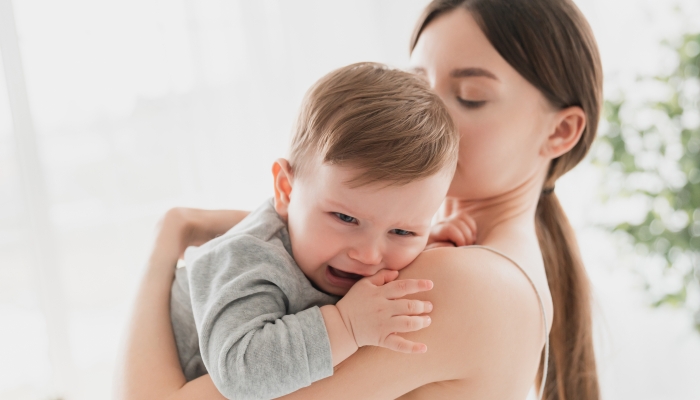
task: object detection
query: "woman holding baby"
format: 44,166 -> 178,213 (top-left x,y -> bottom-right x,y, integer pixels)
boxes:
116,0 -> 602,399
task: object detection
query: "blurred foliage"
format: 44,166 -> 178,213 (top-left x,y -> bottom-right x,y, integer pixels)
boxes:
593,33 -> 700,332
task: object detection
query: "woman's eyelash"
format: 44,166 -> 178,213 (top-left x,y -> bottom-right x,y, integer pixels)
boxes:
457,97 -> 487,109
391,229 -> 414,236
333,212 -> 357,224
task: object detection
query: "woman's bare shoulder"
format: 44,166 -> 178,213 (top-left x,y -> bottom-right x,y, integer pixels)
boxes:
396,246 -> 548,384
272,246 -> 549,400
399,245 -> 547,308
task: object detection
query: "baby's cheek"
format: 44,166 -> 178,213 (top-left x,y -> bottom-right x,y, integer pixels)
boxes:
389,244 -> 425,271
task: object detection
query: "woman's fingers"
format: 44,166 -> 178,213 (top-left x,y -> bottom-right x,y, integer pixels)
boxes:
383,279 -> 434,299
177,207 -> 250,243
382,332 -> 429,354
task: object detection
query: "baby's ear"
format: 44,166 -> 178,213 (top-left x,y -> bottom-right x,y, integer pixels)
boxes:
272,158 -> 294,218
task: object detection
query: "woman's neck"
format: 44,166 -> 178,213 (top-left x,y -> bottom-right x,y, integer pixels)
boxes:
442,175 -> 543,244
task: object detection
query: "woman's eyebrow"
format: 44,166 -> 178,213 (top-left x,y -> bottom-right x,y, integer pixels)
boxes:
450,67 -> 499,81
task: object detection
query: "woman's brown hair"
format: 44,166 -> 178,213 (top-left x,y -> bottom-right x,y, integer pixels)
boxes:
411,1 -> 603,399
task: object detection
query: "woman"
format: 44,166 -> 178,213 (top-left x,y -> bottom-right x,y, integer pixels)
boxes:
115,0 -> 602,399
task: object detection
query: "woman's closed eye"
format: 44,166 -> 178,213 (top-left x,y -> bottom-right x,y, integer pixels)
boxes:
390,228 -> 415,236
457,97 -> 487,109
333,212 -> 358,224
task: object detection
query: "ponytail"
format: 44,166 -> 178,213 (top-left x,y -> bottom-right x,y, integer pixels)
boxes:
536,192 -> 599,400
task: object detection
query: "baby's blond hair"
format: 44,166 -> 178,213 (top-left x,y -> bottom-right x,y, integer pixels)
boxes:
289,62 -> 458,186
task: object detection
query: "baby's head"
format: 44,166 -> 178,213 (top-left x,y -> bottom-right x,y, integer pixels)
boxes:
273,63 -> 458,296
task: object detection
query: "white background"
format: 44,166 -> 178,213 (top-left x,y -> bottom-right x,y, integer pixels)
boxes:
0,0 -> 699,399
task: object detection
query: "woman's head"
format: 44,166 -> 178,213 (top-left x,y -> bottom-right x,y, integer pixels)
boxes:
410,1 -> 603,399
409,0 -> 602,199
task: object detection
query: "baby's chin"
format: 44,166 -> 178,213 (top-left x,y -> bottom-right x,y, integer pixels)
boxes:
309,279 -> 348,297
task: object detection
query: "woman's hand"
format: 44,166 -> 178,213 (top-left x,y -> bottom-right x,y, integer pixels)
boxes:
115,207 -> 248,400
155,208 -> 250,261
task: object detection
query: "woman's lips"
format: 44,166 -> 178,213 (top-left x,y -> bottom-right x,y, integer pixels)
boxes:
325,266 -> 363,288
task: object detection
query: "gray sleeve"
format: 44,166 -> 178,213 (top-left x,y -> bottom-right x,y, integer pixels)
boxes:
188,241 -> 333,400
170,267 -> 207,381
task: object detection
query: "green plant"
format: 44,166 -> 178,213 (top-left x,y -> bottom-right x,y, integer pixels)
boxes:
593,33 -> 700,332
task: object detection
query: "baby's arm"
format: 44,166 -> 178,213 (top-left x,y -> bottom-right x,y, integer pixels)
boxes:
188,242 -> 339,399
427,212 -> 477,248
320,270 -> 434,366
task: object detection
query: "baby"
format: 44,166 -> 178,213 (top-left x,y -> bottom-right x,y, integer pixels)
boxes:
170,62 -> 473,400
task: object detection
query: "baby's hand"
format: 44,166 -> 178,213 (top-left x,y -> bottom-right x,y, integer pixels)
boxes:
335,270 -> 433,353
427,212 -> 477,249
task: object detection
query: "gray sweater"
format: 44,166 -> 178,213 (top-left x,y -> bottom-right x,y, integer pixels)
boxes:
170,200 -> 340,399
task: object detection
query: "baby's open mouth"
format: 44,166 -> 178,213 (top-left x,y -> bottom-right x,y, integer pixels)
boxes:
327,266 -> 363,281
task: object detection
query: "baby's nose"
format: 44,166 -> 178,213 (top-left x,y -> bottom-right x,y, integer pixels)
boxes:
348,243 -> 383,267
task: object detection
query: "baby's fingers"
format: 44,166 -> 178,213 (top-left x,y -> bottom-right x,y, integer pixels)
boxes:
382,333 -> 428,354
364,269 -> 400,286
444,224 -> 469,246
387,315 -> 432,334
431,223 -> 466,246
383,279 -> 434,299
454,217 -> 476,245
391,298 -> 433,316
463,215 -> 477,238
425,241 -> 456,250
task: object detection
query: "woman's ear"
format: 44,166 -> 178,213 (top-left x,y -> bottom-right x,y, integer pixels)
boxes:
272,158 -> 294,218
541,106 -> 587,159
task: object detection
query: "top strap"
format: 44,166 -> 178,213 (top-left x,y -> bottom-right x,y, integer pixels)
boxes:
463,245 -> 549,400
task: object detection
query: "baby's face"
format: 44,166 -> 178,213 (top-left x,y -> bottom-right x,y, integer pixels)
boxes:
280,163 -> 452,296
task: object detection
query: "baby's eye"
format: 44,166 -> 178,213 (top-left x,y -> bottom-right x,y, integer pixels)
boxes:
391,228 -> 414,236
334,212 -> 357,224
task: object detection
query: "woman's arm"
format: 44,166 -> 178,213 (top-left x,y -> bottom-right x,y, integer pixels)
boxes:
116,230 -> 547,399
114,208 -> 248,400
